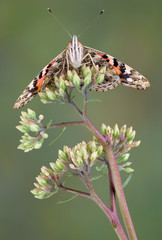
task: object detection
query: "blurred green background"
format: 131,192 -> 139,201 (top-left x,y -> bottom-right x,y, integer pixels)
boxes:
1,0 -> 161,239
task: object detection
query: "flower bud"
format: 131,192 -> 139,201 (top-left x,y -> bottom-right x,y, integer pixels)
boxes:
29,124 -> 40,132
67,70 -> 73,81
34,141 -> 43,149
27,108 -> 36,120
96,73 -> 104,84
113,124 -> 119,137
132,140 -> 141,147
46,88 -> 56,101
72,72 -> 81,87
127,130 -> 136,141
58,88 -> 64,96
56,159 -> 64,171
124,168 -> 134,173
83,66 -> 91,78
126,127 -> 133,138
36,175 -> 48,186
101,123 -> 107,135
90,151 -> 98,162
84,71 -> 92,86
21,111 -> 29,119
118,153 -> 130,163
16,125 -> 29,133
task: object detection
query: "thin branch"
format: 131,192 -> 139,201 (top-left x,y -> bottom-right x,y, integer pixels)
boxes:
60,186 -> 92,199
47,121 -> 85,129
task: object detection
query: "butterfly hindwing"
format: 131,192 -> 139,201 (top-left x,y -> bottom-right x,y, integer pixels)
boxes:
84,46 -> 150,91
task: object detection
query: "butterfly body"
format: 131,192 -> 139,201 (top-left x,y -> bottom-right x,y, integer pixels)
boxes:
14,35 -> 150,109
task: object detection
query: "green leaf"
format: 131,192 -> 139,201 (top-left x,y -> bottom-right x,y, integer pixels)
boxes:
57,194 -> 78,204
122,173 -> 134,188
49,127 -> 66,146
46,120 -> 52,129
87,98 -> 101,103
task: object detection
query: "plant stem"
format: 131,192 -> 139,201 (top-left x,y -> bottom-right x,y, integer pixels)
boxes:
104,144 -> 137,240
49,121 -> 85,129
60,186 -> 92,199
84,117 -> 137,240
91,191 -> 128,240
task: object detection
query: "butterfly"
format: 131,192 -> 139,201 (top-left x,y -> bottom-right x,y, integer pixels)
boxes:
13,35 -> 150,109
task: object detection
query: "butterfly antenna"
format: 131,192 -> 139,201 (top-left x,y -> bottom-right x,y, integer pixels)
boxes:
78,10 -> 104,38
48,8 -> 72,38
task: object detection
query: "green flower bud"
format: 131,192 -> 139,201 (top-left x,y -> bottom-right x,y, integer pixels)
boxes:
29,124 -> 40,132
81,64 -> 86,72
16,125 -> 29,133
39,114 -> 44,120
120,125 -> 127,135
83,66 -> 91,78
90,151 -> 98,162
58,150 -> 67,161
88,141 -> 96,152
106,126 -> 112,135
27,108 -> 36,120
126,127 -> 133,138
34,141 -> 43,149
54,76 -> 60,88
127,130 -> 136,141
113,124 -> 119,137
41,98 -> 48,104
59,77 -> 66,90
123,162 -> 132,167
46,89 -> 56,101
118,153 -> 130,163
131,140 -> 141,147
41,166 -> 51,177
124,168 -> 134,173
58,88 -> 64,96
21,111 -> 29,119
36,175 -> 48,186
101,123 -> 107,135
97,145 -> 103,155
82,149 -> 89,160
43,133 -> 48,139
56,159 -> 64,171
84,71 -> 92,86
96,73 -> 104,84
49,162 -> 57,171
38,92 -> 48,101
72,72 -> 81,87
76,156 -> 83,166
67,70 -> 73,81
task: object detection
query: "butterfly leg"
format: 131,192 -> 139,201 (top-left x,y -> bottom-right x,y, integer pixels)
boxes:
82,53 -> 98,69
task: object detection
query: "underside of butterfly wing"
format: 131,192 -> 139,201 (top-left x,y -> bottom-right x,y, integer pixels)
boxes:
84,46 -> 150,92
13,50 -> 66,109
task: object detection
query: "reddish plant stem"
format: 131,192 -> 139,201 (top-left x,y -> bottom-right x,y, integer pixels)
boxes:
91,191 -> 128,240
84,117 -> 137,240
48,121 -> 85,129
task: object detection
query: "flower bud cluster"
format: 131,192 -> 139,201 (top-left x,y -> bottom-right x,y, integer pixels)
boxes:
31,141 -> 103,199
38,65 -> 106,104
16,109 -> 48,152
31,166 -> 62,199
63,141 -> 103,170
100,123 -> 141,173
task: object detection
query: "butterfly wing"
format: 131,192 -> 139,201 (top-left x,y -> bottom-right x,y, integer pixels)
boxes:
84,46 -> 150,91
14,50 -> 66,109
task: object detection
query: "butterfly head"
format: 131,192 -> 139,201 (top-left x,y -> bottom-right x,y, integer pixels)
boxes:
67,35 -> 84,69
